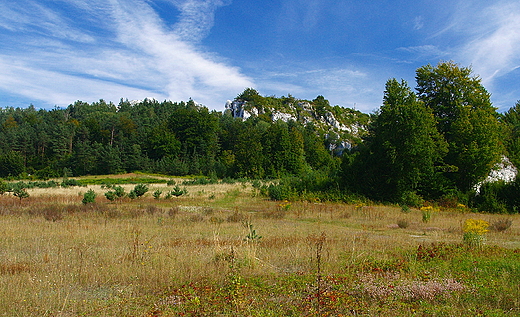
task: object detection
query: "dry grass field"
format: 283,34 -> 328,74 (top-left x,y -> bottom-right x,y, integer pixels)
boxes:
1,176 -> 519,316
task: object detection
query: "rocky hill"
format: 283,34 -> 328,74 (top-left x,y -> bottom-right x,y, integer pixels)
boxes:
224,89 -> 370,154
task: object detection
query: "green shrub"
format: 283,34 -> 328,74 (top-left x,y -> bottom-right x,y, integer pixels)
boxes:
129,184 -> 148,198
399,191 -> 424,208
104,185 -> 125,201
169,186 -> 187,197
12,187 -> 29,200
251,180 -> 263,189
61,178 -> 84,188
267,183 -> 296,201
104,191 -> 117,201
471,180 -> 519,213
113,185 -> 125,198
400,205 -> 411,213
0,181 -> 8,195
182,177 -> 218,186
82,189 -> 96,204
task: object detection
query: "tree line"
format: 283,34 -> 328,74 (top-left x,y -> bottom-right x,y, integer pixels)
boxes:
1,61 -> 519,212
0,95 -> 340,180
341,61 -> 519,212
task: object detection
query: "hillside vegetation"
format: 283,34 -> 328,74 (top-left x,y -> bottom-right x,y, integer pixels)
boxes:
1,61 -> 519,212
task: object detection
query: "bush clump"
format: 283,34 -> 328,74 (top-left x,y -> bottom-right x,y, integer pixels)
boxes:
82,189 -> 97,204
490,219 -> 512,232
128,184 -> 148,199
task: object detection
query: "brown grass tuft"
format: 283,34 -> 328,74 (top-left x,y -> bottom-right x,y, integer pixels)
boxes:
490,218 -> 513,232
0,262 -> 31,275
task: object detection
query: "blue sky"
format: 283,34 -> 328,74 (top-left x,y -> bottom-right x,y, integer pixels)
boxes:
0,0 -> 519,113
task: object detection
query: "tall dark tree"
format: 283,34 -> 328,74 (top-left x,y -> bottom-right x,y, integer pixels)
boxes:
263,120 -> 291,177
349,79 -> 446,202
501,101 -> 520,168
168,104 -> 219,174
234,121 -> 265,178
0,151 -> 25,177
302,123 -> 334,172
286,124 -> 306,176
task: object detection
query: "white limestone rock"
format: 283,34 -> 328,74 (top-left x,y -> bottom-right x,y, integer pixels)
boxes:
475,156 -> 518,193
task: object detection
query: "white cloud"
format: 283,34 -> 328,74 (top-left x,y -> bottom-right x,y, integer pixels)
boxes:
170,0 -> 231,42
0,1 -> 96,43
461,3 -> 520,85
0,57 -> 160,106
257,66 -> 381,113
432,1 -> 520,89
413,16 -> 424,30
0,0 -> 253,110
397,45 -> 445,58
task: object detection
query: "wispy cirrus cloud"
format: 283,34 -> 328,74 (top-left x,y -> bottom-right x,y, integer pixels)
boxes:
255,65 -> 381,112
459,2 -> 520,85
0,0 -> 252,110
0,56 -> 155,105
431,0 -> 520,86
398,45 -> 444,56
170,0 -> 231,42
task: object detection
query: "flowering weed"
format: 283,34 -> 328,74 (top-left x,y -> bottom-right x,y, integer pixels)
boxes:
463,219 -> 489,247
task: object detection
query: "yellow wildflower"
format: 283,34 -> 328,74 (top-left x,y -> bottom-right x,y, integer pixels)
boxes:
463,219 -> 489,235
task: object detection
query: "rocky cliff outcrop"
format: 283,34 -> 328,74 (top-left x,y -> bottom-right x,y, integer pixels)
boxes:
475,156 -> 518,193
225,97 -> 369,152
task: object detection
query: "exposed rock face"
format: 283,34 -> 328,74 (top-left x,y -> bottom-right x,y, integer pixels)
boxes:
225,100 -> 257,120
487,156 -> 518,183
328,141 -> 352,155
475,156 -> 518,193
271,111 -> 297,122
224,99 -> 367,144
224,98 -> 369,154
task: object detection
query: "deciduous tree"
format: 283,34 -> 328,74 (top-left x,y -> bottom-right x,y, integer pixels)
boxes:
416,61 -> 502,191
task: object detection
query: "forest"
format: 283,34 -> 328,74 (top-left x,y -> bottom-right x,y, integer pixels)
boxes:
1,61 -> 519,212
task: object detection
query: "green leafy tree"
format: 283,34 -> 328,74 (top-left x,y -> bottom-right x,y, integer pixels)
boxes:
234,121 -> 265,178
70,141 -> 95,176
416,61 -> 502,191
237,88 -> 264,106
286,125 -> 306,176
312,95 -> 330,118
168,105 -> 219,174
93,143 -> 124,175
263,121 -> 291,177
501,101 -> 520,168
353,79 -> 447,202
302,123 -> 334,172
146,126 -> 180,160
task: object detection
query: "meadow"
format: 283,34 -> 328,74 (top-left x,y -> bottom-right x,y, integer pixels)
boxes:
0,175 -> 519,316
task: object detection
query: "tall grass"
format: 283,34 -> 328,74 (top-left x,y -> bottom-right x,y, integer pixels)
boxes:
0,182 -> 519,316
